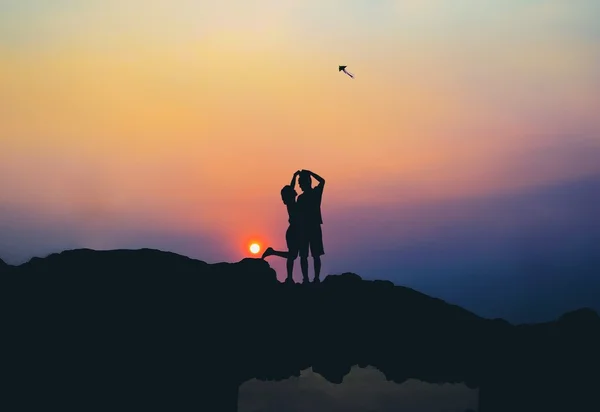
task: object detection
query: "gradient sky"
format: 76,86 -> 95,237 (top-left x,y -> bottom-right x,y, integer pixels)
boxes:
2,1 -> 600,323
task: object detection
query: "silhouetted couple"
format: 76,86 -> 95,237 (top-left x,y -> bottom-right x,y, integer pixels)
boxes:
262,170 -> 325,284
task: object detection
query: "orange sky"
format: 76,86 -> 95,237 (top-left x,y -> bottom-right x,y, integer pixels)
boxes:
1,0 -> 600,267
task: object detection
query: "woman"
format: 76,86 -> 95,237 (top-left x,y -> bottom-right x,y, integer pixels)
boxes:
262,170 -> 302,284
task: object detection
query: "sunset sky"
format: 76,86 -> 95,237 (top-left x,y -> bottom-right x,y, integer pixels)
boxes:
2,1 -> 600,322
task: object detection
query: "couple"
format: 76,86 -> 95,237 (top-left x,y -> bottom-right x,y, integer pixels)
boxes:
262,169 -> 325,284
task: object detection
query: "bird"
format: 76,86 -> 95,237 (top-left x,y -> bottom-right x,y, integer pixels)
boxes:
338,65 -> 354,78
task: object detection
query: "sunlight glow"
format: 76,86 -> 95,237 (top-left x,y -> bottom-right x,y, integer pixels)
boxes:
249,243 -> 261,254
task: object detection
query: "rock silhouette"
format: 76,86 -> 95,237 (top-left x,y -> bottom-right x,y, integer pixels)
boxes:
2,248 -> 599,412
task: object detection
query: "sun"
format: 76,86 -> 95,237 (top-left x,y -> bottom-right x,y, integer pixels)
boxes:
249,243 -> 261,254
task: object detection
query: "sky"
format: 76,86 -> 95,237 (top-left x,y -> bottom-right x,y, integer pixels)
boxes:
2,0 -> 600,324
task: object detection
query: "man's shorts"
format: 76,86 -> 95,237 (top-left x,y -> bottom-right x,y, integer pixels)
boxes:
299,224 -> 324,258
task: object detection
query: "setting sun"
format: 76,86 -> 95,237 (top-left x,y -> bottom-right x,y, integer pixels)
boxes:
249,243 -> 261,254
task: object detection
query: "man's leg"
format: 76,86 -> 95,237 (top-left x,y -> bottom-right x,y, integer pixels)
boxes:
313,256 -> 321,283
286,257 -> 295,283
298,230 -> 310,283
310,225 -> 325,283
300,257 -> 309,283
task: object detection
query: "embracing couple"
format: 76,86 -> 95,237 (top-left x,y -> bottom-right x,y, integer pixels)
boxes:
262,169 -> 325,284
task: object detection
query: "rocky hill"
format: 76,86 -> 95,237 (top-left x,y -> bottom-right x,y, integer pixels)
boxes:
1,248 -> 599,412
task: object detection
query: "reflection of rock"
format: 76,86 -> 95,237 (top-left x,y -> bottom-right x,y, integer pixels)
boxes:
2,248 -> 599,412
239,366 -> 478,412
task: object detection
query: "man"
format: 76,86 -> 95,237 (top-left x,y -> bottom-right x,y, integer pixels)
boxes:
296,169 -> 325,284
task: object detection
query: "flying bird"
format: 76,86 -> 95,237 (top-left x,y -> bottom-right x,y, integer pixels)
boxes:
338,65 -> 354,78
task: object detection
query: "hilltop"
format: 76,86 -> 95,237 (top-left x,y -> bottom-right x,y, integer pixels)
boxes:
1,248 -> 599,412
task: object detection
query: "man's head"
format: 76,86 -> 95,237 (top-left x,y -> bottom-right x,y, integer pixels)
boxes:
280,185 -> 297,205
298,171 -> 312,192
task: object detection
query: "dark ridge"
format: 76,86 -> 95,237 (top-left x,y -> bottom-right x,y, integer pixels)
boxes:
1,248 -> 599,412
0,257 -> 12,275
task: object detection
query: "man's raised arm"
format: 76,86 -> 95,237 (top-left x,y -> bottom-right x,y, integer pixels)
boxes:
303,170 -> 325,187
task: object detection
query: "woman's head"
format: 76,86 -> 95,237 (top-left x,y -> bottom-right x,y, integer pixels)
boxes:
280,185 -> 297,205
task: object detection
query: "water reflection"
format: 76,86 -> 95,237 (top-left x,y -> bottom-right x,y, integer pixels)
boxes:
239,366 -> 478,412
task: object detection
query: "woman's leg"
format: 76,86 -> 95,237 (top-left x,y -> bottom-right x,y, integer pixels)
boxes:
262,226 -> 298,283
263,226 -> 295,260
261,247 -> 289,259
262,248 -> 295,283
